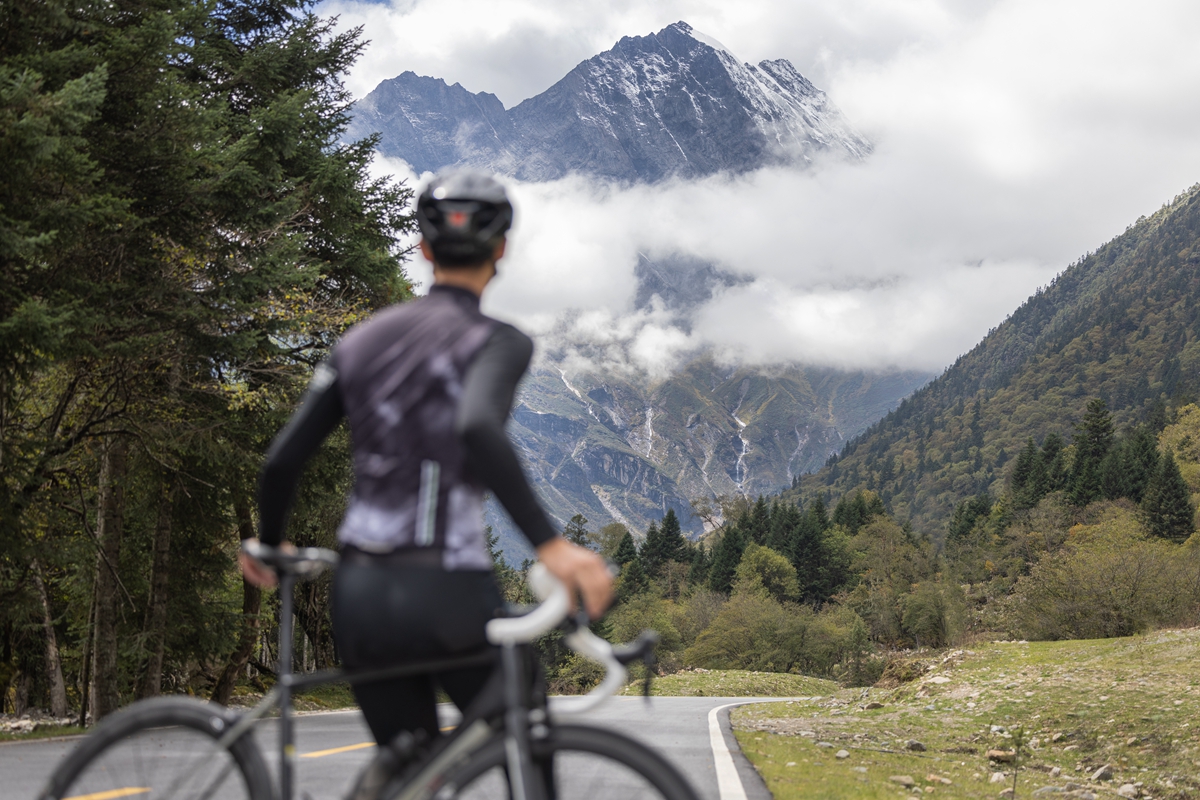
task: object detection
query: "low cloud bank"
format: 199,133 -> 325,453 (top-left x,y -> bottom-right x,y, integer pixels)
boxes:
358,0 -> 1200,376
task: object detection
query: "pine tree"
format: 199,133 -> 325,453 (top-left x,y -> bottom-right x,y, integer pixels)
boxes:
807,496 -> 830,531
658,508 -> 686,563
639,521 -> 665,576
1069,399 -> 1115,506
613,531 -> 638,566
707,525 -> 747,594
1142,450 -> 1195,542
1123,426 -> 1160,504
1010,438 -> 1038,494
1041,433 -> 1067,492
766,502 -> 799,554
688,545 -> 710,586
746,496 -> 770,544
617,555 -> 648,600
1099,442 -> 1129,501
1069,454 -> 1102,507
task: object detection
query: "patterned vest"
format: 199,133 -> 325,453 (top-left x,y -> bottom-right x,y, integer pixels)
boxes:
333,287 -> 497,570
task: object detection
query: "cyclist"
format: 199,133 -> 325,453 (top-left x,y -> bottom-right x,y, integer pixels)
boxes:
240,170 -> 614,752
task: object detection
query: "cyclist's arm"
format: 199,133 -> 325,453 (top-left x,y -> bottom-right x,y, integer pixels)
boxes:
257,363 -> 345,546
456,324 -> 557,547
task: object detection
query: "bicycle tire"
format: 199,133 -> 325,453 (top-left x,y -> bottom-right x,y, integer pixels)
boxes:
39,696 -> 273,800
410,723 -> 701,800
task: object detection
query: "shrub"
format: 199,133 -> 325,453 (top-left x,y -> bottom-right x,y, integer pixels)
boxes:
1006,506 -> 1200,639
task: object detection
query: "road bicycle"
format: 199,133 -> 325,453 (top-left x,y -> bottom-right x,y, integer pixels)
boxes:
40,542 -> 700,800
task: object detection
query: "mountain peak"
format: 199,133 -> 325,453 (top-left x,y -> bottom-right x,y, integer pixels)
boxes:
348,24 -> 870,182
660,20 -> 733,55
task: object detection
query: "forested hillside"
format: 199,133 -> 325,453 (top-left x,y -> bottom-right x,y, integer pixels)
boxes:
793,184 -> 1200,536
0,0 -> 412,720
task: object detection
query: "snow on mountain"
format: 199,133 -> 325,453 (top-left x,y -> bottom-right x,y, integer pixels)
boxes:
348,21 -> 870,183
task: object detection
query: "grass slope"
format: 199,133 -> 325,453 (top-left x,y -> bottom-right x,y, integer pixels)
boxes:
733,630 -> 1200,799
619,669 -> 837,698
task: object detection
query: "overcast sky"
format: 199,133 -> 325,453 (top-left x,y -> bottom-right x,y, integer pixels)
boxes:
322,0 -> 1200,375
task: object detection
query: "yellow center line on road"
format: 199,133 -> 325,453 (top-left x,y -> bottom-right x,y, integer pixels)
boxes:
64,789 -> 150,800
300,727 -> 456,758
301,742 -> 375,758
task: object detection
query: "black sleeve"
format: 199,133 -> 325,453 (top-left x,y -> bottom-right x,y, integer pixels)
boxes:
257,363 -> 345,546
456,324 -> 559,548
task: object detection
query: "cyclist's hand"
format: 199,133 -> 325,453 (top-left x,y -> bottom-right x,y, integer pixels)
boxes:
238,538 -> 292,588
536,537 -> 614,619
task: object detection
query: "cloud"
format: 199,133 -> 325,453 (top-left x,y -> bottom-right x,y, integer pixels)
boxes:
356,1 -> 1200,375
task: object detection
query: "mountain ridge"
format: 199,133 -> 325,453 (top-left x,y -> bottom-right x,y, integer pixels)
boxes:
790,184 -> 1200,535
348,21 -> 870,183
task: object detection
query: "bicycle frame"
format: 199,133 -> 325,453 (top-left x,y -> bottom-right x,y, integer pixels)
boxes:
217,571 -> 532,800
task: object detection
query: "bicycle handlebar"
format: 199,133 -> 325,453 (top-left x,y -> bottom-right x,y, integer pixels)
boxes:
240,544 -> 654,713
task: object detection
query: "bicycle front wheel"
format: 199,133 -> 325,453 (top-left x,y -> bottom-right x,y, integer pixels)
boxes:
40,696 -> 272,800
435,724 -> 700,800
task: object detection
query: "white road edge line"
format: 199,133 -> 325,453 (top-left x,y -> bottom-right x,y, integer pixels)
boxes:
708,702 -> 752,800
708,698 -> 798,800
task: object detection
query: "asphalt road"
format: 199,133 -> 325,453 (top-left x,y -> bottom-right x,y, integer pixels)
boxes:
4,697 -> 773,800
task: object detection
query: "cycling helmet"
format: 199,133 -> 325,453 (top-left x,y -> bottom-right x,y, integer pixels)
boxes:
416,171 -> 514,266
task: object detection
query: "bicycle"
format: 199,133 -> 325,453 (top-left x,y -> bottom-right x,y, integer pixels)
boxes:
40,542 -> 700,800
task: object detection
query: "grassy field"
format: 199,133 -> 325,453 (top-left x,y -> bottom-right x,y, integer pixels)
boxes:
731,629 -> 1200,799
619,668 -> 837,698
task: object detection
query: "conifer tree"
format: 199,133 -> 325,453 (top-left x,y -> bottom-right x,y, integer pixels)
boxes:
1010,438 -> 1038,494
613,530 -> 638,566
807,496 -> 830,531
639,521 -> 665,576
1041,433 -> 1067,492
688,544 -> 710,586
746,496 -> 770,544
1069,399 -> 1114,506
617,555 -> 648,600
1142,450 -> 1195,542
1123,426 -> 1160,504
1099,442 -> 1129,501
707,525 -> 747,594
658,508 -> 686,563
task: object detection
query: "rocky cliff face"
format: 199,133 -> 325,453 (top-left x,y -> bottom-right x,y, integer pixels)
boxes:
488,358 -> 929,565
348,21 -> 870,182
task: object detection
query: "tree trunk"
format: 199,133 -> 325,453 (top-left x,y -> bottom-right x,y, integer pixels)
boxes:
210,499 -> 261,706
31,561 -> 68,717
78,589 -> 94,726
92,435 -> 127,721
138,479 -> 174,699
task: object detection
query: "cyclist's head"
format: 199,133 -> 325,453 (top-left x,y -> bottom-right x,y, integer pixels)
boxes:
416,171 -> 513,268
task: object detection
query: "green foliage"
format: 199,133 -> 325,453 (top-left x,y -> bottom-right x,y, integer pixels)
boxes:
733,544 -> 799,603
612,530 -> 638,566
1142,450 -> 1195,542
0,0 -> 415,715
589,522 -> 629,559
707,525 -> 746,594
1006,507 -> 1200,639
640,509 -> 686,576
832,490 -> 886,535
899,578 -> 967,648
563,513 -> 591,547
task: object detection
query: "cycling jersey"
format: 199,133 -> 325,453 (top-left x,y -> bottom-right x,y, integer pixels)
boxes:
257,284 -> 557,566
